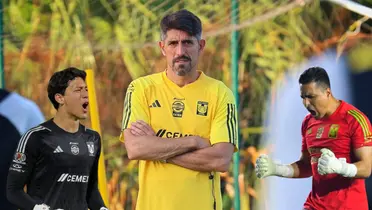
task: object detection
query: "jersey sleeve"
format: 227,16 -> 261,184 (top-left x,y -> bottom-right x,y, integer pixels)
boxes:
347,109 -> 372,149
120,80 -> 150,142
6,128 -> 43,209
301,116 -> 310,153
87,133 -> 107,210
210,86 -> 238,151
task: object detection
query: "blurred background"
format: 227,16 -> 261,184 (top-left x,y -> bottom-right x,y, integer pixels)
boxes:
1,0 -> 372,210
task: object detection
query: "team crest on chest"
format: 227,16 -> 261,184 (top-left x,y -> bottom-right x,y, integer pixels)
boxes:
196,101 -> 208,116
172,98 -> 185,118
316,127 -> 324,139
86,142 -> 95,156
328,124 -> 340,138
70,142 -> 79,155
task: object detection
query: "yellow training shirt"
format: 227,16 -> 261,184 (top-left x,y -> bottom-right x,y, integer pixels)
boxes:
121,70 -> 238,210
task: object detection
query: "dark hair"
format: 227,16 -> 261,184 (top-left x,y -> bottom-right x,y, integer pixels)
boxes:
299,67 -> 331,89
47,67 -> 86,109
160,9 -> 202,40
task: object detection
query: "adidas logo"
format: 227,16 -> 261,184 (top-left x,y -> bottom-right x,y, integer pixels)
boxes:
149,100 -> 161,108
53,146 -> 63,153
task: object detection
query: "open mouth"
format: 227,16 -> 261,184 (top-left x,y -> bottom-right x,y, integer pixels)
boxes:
82,102 -> 89,110
308,109 -> 316,116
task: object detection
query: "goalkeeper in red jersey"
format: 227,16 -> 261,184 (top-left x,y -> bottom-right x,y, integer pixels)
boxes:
255,67 -> 372,210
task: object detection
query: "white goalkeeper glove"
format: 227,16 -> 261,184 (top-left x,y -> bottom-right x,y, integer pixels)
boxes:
33,204 -> 50,210
317,148 -> 357,177
255,154 -> 294,178
255,154 -> 276,178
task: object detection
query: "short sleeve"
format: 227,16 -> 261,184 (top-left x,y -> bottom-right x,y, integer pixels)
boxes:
209,86 -> 238,151
347,110 -> 372,149
120,80 -> 150,142
301,116 -> 310,153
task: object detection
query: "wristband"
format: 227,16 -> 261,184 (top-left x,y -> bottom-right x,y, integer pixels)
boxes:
340,161 -> 357,177
275,164 -> 294,177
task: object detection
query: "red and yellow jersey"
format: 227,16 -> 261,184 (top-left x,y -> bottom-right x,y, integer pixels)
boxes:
121,70 -> 238,210
301,100 -> 372,210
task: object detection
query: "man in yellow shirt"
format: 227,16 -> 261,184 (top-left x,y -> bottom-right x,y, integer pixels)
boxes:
121,9 -> 238,210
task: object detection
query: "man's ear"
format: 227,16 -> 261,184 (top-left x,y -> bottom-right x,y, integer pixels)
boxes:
198,39 -> 206,52
55,93 -> 64,106
326,87 -> 331,97
158,41 -> 166,56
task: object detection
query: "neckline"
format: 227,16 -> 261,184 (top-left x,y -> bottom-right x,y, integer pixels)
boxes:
318,100 -> 344,121
48,118 -> 84,136
162,70 -> 205,89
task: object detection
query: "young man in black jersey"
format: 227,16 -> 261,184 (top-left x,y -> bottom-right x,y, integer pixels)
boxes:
6,67 -> 108,210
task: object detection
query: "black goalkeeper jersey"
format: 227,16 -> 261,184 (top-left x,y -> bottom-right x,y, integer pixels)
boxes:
7,119 -> 107,210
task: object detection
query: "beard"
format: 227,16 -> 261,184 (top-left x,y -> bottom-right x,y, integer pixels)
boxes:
172,63 -> 192,76
172,55 -> 192,76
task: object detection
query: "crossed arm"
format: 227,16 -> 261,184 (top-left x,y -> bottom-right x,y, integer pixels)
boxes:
167,143 -> 234,172
123,121 -> 235,172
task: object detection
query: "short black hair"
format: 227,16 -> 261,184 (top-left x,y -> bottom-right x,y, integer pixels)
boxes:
160,9 -> 202,40
47,67 -> 86,109
299,67 -> 331,89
